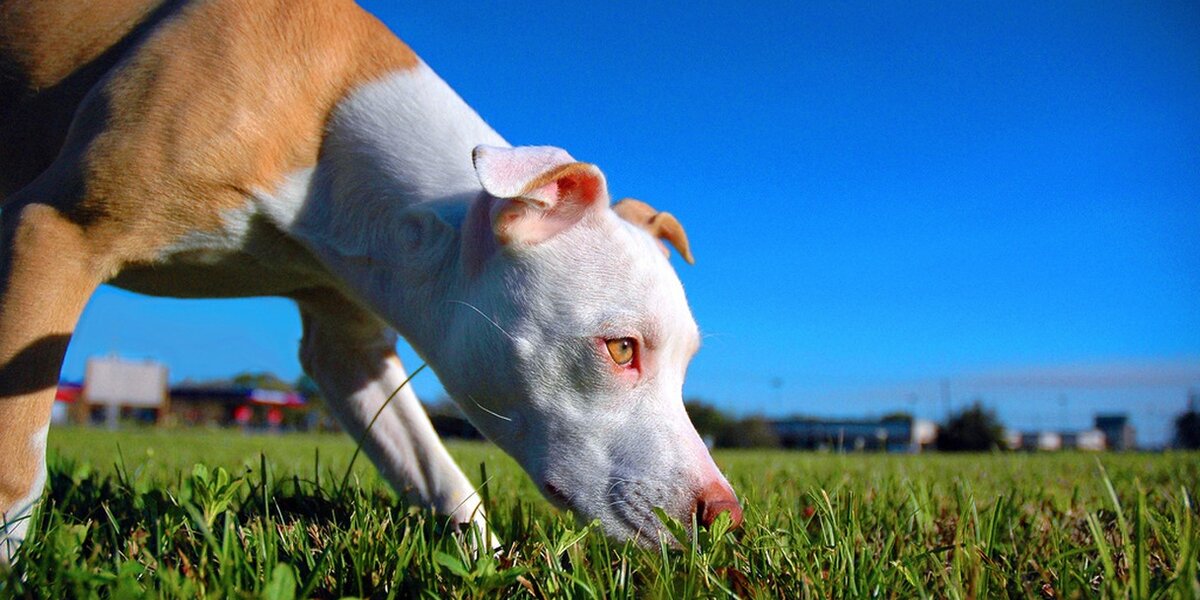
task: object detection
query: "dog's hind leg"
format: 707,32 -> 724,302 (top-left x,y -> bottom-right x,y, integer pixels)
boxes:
0,202 -> 103,564
294,289 -> 492,543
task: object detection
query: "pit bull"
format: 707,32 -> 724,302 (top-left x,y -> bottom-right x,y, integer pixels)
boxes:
0,0 -> 740,562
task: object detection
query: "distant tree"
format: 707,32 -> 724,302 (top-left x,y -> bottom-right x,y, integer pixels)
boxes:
936,401 -> 1006,452
685,399 -> 732,441
294,375 -> 319,395
716,415 -> 781,449
231,372 -> 292,391
290,375 -> 351,432
294,375 -> 323,404
1175,411 -> 1200,450
176,376 -> 235,388
881,411 -> 914,424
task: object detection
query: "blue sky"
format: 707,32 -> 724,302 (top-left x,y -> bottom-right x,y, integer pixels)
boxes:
63,2 -> 1199,444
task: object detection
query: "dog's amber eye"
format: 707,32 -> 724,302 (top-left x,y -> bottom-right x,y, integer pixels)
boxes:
605,337 -> 636,366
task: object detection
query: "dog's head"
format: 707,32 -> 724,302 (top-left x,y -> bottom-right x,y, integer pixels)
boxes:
435,145 -> 740,542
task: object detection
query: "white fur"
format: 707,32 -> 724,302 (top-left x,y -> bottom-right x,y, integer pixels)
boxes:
473,145 -> 574,203
429,211 -> 729,539
251,168 -> 314,231
285,63 -> 507,260
2,424 -> 47,564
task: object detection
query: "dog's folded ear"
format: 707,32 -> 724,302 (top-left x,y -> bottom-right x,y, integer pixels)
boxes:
613,198 -> 695,265
472,145 -> 608,245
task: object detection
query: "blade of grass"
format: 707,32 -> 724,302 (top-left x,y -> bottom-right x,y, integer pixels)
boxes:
335,363 -> 427,499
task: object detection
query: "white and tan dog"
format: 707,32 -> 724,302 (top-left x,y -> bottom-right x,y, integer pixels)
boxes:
0,0 -> 740,561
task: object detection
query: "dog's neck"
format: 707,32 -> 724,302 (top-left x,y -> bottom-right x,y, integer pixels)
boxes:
265,63 -> 507,356
319,63 -> 508,213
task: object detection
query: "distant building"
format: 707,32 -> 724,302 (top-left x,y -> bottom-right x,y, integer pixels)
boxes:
88,356 -> 169,424
1004,429 -> 1023,450
772,416 -> 936,452
170,385 -> 307,430
1030,431 -> 1062,452
1060,429 -> 1106,451
1094,414 -> 1135,451
1009,430 -> 1099,452
1008,413 -> 1134,452
1074,429 -> 1107,451
51,381 -> 84,424
54,379 -> 311,430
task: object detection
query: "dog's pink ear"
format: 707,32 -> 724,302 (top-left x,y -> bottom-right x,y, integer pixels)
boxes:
472,145 -> 608,245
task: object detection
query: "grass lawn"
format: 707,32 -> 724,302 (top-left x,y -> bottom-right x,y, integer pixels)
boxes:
2,427 -> 1198,598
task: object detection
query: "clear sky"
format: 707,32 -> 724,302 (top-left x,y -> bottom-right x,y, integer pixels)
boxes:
63,1 -> 1200,445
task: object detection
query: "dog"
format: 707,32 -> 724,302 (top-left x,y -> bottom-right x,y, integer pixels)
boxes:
0,0 -> 740,561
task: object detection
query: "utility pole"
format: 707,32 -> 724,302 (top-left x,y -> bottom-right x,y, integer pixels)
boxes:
1058,393 -> 1068,430
940,378 -> 951,420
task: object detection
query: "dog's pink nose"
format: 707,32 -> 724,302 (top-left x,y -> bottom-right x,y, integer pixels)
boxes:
695,481 -> 743,529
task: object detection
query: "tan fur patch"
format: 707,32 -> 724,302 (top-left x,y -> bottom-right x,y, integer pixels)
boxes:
0,0 -> 166,90
613,198 -> 695,264
0,0 -> 173,197
3,0 -> 419,269
78,0 -> 418,269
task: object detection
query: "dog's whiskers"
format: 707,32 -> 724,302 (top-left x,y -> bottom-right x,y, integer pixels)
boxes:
605,477 -> 637,497
447,299 -> 517,342
468,393 -> 512,422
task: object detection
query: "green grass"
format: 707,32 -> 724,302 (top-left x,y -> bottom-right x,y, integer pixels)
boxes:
3,427 -> 1198,598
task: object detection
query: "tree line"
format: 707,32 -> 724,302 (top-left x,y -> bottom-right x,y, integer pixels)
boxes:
202,373 -> 1200,451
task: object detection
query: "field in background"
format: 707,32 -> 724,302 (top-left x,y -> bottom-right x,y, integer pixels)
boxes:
3,428 -> 1198,598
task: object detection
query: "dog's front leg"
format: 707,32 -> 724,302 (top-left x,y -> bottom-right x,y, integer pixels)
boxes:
295,292 -> 490,541
0,204 -> 103,564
